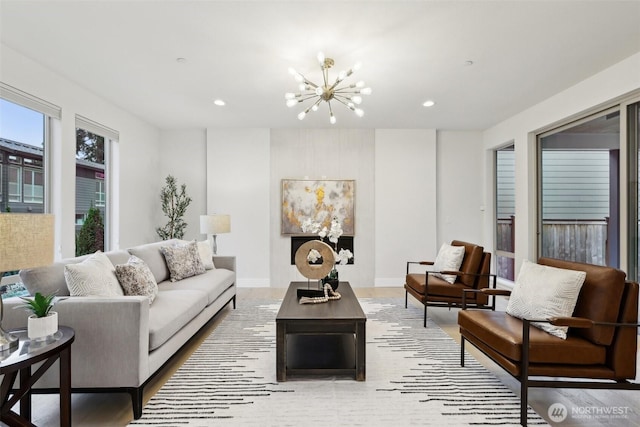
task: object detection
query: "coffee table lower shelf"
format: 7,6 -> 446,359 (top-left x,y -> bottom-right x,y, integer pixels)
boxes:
276,282 -> 366,382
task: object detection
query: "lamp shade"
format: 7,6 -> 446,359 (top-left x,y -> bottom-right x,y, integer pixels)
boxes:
0,213 -> 54,272
200,214 -> 231,235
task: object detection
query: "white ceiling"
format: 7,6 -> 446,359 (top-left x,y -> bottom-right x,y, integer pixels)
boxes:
1,0 -> 639,130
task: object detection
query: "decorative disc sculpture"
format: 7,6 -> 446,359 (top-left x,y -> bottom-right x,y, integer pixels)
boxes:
294,240 -> 335,280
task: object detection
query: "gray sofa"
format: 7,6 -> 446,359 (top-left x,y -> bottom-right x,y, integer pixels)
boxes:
2,239 -> 236,419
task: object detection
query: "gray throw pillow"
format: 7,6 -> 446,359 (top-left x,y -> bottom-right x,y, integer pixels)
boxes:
160,241 -> 206,282
115,255 -> 159,304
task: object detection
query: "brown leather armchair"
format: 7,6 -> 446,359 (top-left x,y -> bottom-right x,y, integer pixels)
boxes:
458,257 -> 640,426
405,240 -> 496,327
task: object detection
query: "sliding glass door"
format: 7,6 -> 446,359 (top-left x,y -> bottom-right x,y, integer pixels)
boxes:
538,110 -> 620,266
628,101 -> 640,281
496,145 -> 515,280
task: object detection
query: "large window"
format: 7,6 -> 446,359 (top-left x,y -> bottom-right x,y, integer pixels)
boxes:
0,97 -> 47,212
538,110 -> 620,266
495,145 -> 515,280
75,128 -> 107,255
628,100 -> 640,282
74,115 -> 118,256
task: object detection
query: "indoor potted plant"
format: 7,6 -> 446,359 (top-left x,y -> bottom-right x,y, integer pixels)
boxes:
18,292 -> 58,340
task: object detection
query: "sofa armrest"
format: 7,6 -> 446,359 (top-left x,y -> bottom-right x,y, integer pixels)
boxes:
3,295 -> 150,389
213,255 -> 236,272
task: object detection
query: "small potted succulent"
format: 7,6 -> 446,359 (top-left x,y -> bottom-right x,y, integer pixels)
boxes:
18,292 -> 58,340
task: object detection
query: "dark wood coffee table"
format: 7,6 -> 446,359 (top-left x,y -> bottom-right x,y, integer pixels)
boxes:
276,281 -> 366,381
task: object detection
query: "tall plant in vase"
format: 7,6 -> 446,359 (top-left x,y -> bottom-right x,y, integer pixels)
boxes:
156,175 -> 192,240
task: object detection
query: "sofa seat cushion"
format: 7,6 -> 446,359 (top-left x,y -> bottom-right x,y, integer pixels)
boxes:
406,273 -> 476,299
159,268 -> 235,306
458,310 -> 606,365
148,289 -> 207,350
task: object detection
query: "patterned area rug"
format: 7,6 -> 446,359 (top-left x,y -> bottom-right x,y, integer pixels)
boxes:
129,298 -> 548,426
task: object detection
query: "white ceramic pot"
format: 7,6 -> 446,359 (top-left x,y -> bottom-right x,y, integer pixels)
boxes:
27,311 -> 58,340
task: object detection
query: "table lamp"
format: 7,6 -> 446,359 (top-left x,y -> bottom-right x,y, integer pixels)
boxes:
200,214 -> 230,255
0,213 -> 54,351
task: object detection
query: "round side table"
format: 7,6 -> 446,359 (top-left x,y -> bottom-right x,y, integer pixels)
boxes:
0,326 -> 75,427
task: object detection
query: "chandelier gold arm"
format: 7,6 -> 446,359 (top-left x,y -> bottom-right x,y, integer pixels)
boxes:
286,53 -> 370,123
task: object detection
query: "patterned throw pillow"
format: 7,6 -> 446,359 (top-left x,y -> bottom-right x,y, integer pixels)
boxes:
197,240 -> 216,270
506,260 -> 586,339
64,251 -> 124,297
115,256 -> 159,304
431,243 -> 465,284
160,241 -> 206,282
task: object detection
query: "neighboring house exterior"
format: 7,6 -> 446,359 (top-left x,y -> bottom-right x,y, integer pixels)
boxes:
0,138 -> 105,230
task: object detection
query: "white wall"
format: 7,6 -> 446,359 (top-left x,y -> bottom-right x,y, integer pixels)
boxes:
200,127 -> 488,288
270,129 -> 376,288
436,131 -> 485,245
483,52 -> 640,277
1,44 -> 162,256
374,129 -> 437,286
206,129 -> 271,286
159,130 -> 207,241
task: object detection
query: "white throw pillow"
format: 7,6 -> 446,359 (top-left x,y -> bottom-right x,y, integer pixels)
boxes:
431,243 -> 465,284
197,240 -> 216,270
64,251 -> 124,297
506,260 -> 586,339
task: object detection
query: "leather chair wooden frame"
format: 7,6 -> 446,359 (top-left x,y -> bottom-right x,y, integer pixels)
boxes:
458,258 -> 640,426
405,240 -> 497,327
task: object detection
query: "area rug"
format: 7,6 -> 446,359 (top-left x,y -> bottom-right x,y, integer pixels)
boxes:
129,298 -> 548,426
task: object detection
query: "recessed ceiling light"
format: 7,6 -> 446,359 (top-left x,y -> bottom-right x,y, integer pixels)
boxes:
464,60 -> 474,66
213,99 -> 226,106
423,100 -> 436,107
176,57 -> 187,63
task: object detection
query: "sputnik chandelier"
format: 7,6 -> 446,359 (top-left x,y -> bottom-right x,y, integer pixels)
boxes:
285,52 -> 372,124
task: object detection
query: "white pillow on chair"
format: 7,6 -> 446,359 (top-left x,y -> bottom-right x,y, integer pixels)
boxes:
431,243 -> 465,284
506,260 -> 586,339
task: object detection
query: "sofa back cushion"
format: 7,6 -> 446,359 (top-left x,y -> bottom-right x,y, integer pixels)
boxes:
20,250 -> 130,297
450,240 -> 484,287
538,257 -> 626,345
128,239 -> 180,283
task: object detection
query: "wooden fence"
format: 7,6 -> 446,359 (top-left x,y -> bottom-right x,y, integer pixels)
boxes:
496,218 -> 608,280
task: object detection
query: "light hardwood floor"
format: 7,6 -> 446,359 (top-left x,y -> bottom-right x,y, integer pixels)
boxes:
26,287 -> 640,426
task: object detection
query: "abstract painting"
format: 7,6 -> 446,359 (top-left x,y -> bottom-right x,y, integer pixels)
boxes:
281,179 -> 355,235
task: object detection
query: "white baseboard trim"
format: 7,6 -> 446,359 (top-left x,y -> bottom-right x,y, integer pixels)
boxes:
374,278 -> 404,287
237,278 -> 270,288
